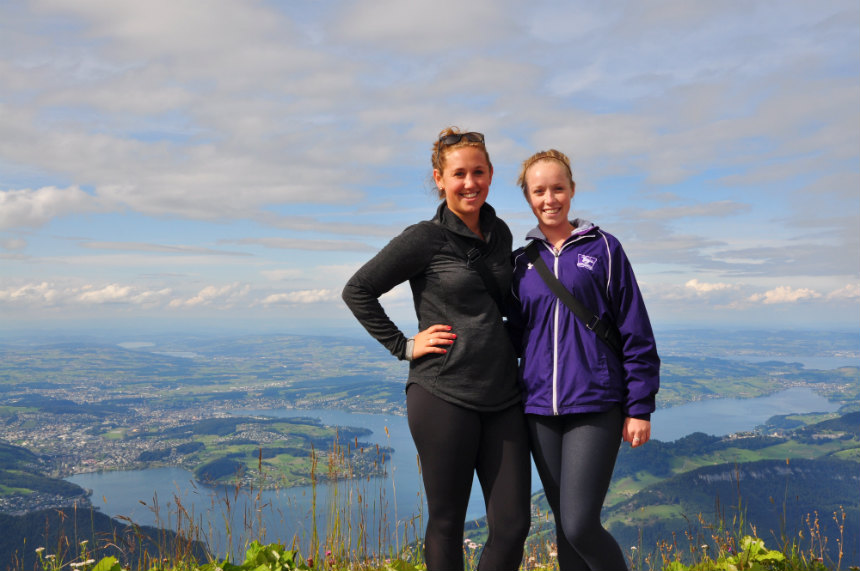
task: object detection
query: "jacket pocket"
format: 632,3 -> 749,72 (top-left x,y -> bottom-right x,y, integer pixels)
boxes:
595,351 -> 613,388
431,346 -> 454,387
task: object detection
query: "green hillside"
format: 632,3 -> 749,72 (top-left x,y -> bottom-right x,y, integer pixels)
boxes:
606,458 -> 858,557
0,507 -> 207,571
0,442 -> 87,505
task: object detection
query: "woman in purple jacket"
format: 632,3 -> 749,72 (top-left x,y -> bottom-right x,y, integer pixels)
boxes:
510,149 -> 660,570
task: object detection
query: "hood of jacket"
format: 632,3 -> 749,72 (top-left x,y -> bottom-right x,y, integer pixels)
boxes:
524,218 -> 597,244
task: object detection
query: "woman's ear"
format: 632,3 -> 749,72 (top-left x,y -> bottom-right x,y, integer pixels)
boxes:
433,169 -> 443,190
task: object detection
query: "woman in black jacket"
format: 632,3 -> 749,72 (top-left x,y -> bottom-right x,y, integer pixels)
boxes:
342,127 -> 530,571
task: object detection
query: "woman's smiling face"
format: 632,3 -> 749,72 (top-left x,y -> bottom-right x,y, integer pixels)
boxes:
525,159 -> 575,231
433,146 -> 493,223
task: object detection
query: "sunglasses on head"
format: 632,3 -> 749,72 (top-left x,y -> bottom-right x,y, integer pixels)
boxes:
438,132 -> 485,147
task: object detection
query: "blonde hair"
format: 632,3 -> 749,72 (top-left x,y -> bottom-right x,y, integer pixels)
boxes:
431,126 -> 493,199
516,149 -> 574,198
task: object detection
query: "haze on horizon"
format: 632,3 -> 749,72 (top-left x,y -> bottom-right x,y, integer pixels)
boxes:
1,1 -> 858,336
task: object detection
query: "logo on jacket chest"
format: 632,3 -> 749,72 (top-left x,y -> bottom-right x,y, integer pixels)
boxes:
577,254 -> 597,271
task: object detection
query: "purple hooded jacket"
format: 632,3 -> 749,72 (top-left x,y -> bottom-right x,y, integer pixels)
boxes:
510,220 -> 660,418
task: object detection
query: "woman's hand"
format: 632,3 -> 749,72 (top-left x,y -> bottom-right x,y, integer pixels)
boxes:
623,417 -> 651,448
411,324 -> 456,360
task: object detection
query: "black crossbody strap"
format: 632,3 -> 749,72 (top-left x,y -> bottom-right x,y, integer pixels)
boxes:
525,241 -> 622,356
442,229 -> 506,318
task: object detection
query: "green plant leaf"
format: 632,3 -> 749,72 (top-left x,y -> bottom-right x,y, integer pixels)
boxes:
92,557 -> 121,571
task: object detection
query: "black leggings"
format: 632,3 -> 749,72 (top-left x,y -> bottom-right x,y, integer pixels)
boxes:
407,384 -> 531,571
527,408 -> 627,571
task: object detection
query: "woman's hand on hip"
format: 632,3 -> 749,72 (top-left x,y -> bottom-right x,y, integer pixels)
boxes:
411,324 -> 456,360
623,417 -> 651,448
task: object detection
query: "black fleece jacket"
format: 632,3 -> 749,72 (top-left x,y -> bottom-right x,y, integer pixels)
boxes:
342,202 -> 521,412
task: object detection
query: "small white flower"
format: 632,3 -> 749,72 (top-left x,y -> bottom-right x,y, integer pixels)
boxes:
35,548 -> 45,554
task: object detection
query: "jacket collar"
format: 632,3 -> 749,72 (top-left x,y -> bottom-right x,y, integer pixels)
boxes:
525,218 -> 597,244
434,201 -> 498,240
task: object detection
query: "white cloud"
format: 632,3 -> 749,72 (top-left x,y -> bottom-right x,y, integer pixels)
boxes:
0,186 -> 105,230
640,280 -> 745,310
0,282 -> 63,305
31,0 -> 302,67
827,283 -> 860,300
748,286 -> 822,305
333,0 -> 520,54
75,284 -> 174,306
685,279 -> 737,294
78,284 -> 132,303
0,280 -> 173,307
647,279 -> 856,311
170,283 -> 250,308
262,289 -> 339,305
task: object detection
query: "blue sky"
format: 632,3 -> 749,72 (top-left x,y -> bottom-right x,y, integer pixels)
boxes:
1,0 -> 858,337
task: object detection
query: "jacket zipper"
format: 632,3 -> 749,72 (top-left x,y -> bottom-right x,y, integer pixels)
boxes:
547,233 -> 589,416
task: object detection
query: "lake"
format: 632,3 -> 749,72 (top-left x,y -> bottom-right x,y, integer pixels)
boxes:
650,386 -> 837,441
67,387 -> 838,556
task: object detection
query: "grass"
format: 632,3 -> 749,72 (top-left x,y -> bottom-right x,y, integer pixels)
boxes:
607,473 -> 664,504
23,503 -> 856,571
102,430 -> 127,441
833,448 -> 860,461
0,484 -> 32,495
